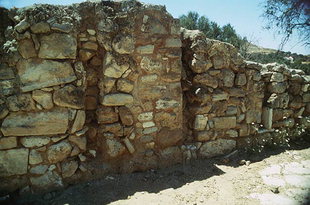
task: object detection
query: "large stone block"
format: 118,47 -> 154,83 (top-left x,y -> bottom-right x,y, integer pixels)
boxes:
101,93 -> 133,106
103,53 -> 129,78
1,108 -> 69,136
53,85 -> 84,109
38,33 -> 77,59
199,139 -> 236,158
47,141 -> 72,163
193,73 -> 218,88
0,148 -> 29,176
213,117 -> 236,129
17,59 -> 77,92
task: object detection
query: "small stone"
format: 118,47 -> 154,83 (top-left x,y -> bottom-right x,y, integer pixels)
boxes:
196,131 -> 213,141
61,160 -> 78,178
143,127 -> 158,134
79,49 -> 95,61
89,150 -> 96,157
103,53 -> 129,78
101,93 -> 133,106
138,112 -> 153,122
199,139 -> 236,158
0,64 -> 15,80
51,23 -> 73,33
29,149 -> 43,165
32,90 -> 53,109
226,130 -> 238,138
157,128 -> 182,148
212,93 -> 229,101
226,106 -> 238,115
268,82 -> 287,93
70,110 -> 86,133
68,135 -> 87,151
47,141 -> 72,163
165,38 -> 182,48
112,34 -> 135,54
15,19 -> 30,33
213,117 -> 236,129
18,39 -> 36,59
270,72 -> 285,82
30,171 -> 63,191
100,123 -> 123,136
117,79 -> 134,93
222,69 -> 235,87
194,115 -> 208,131
20,136 -> 50,148
123,138 -> 135,154
136,45 -> 154,54
30,22 -> 50,33
82,42 -> 98,50
155,99 -> 180,109
193,73 -> 218,88
87,29 -> 96,35
53,85 -> 84,109
96,107 -> 118,124
262,107 -> 273,130
235,73 -> 247,86
142,121 -> 155,128
51,135 -> 67,143
7,94 -> 36,112
119,107 -> 134,126
0,137 -> 17,150
70,145 -> 80,157
106,139 -> 126,158
140,74 -> 158,83
29,165 -> 48,174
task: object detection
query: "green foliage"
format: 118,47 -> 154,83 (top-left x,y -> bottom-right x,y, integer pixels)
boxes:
179,11 -> 248,50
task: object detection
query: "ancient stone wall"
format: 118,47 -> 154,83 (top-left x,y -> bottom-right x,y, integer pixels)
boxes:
0,0 -> 309,195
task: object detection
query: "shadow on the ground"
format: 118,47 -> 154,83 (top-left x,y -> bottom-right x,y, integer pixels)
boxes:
7,136 -> 310,205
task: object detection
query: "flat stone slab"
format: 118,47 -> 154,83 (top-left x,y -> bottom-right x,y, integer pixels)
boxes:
0,148 -> 29,177
17,59 -> 77,92
1,108 -> 69,136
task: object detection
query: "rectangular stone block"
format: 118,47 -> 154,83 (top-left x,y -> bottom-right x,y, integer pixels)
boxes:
262,107 -> 273,130
0,148 -> 29,176
17,59 -> 77,92
1,108 -> 69,136
213,116 -> 236,129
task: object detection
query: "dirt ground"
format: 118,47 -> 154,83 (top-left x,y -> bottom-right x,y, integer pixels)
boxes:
5,138 -> 310,205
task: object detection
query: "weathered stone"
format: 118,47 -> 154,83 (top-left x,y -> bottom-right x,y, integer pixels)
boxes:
273,118 -> 295,128
1,108 -> 69,136
100,123 -> 123,136
268,82 -> 287,93
47,141 -> 72,163
18,39 -> 36,59
157,128 -> 182,148
288,82 -> 301,95
39,33 -> 77,59
17,59 -> 77,92
239,124 -> 250,137
154,112 -> 178,129
300,117 -> 310,128
193,73 -> 218,88
303,93 -> 310,103
15,19 -> 30,33
53,85 -> 84,109
0,64 -> 15,80
69,135 -> 87,150
142,121 -> 155,128
0,137 -> 17,150
82,42 -> 98,50
213,117 -> 236,129
119,107 -> 134,126
61,160 -> 78,178
235,73 -> 247,86
117,79 -> 134,93
140,56 -> 163,73
196,131 -> 213,141
143,127 -> 158,134
98,77 -> 116,93
160,147 -> 182,165
222,69 -> 235,87
267,93 -> 289,108
29,149 -> 43,165
0,148 -> 29,176
226,106 -> 238,115
199,139 -> 236,158
262,107 -> 273,130
7,94 -> 36,112
70,110 -> 86,133
0,80 -> 15,96
226,130 -> 238,138
29,165 -> 48,175
272,109 -> 293,121
136,45 -> 154,54
30,22 -> 50,33
79,49 -> 95,61
112,35 -> 135,54
20,136 -> 50,148
106,139 -> 126,157
123,138 -> 135,154
32,90 -> 53,109
156,99 -> 180,109
212,92 -> 228,101
30,171 -> 63,190
101,93 -> 133,106
270,72 -> 285,82
246,110 -> 262,123
96,107 -> 118,124
190,54 -> 213,73
194,115 -> 208,131
103,53 -> 129,78
138,112 -> 153,122
165,38 -> 182,48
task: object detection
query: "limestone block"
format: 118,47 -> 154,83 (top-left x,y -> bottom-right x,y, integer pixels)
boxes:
196,131 -> 213,141
82,42 -> 98,50
96,107 -> 118,124
226,106 -> 238,115
138,112 -> 153,122
235,73 -> 247,86
61,160 -> 78,178
18,39 -> 36,59
15,19 -> 30,33
154,112 -> 178,129
267,93 -> 289,108
1,108 -> 69,136
20,136 -> 50,148
194,115 -> 208,131
101,93 -> 133,106
17,59 -> 77,92
156,99 -> 180,109
106,139 -> 126,157
142,121 -> 155,128
165,38 -> 182,48
103,53 -> 129,78
79,49 -> 95,61
29,165 -> 48,175
0,80 -> 15,96
140,74 -> 158,83
30,171 -> 63,190
0,148 -> 29,176
100,123 -> 123,136
68,135 -> 87,150
303,93 -> 310,103
270,72 -> 285,82
262,107 -> 273,130
119,107 -> 134,126
123,138 -> 135,154
156,128 -> 182,148
191,54 -> 213,73
0,137 -> 17,150
117,79 -> 134,93
268,82 -> 288,93
222,69 -> 235,87
7,94 -> 36,112
70,110 -> 86,133
199,139 -> 236,158
136,45 -> 154,54
212,92 -> 229,101
47,141 -> 72,163
30,22 -> 50,33
32,90 -> 53,109
112,34 -> 134,54
140,56 -> 163,73
39,33 -> 77,59
226,130 -> 238,138
0,64 -> 15,80
246,110 -> 262,124
53,85 -> 84,109
143,127 -> 158,134
213,117 -> 236,129
193,73 -> 218,88
29,149 -> 43,165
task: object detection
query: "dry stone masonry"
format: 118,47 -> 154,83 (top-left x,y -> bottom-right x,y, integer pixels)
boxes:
0,0 -> 309,195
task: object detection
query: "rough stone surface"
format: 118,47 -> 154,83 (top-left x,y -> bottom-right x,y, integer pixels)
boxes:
103,53 -> 129,78
20,136 -> 50,148
199,139 -> 236,158
0,148 -> 29,176
61,160 -> 78,178
101,93 -> 133,106
32,90 -> 53,109
38,33 -> 77,59
106,139 -> 126,158
0,137 -> 17,150
17,59 -> 77,92
18,39 -> 36,59
69,135 -> 87,150
70,110 -> 86,133
1,109 -> 69,136
194,115 -> 208,131
53,85 -> 84,109
47,141 -> 72,163
7,94 -> 36,112
30,171 -> 63,190
213,117 -> 236,129
119,107 -> 134,126
29,149 -> 43,165
96,107 -> 118,124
